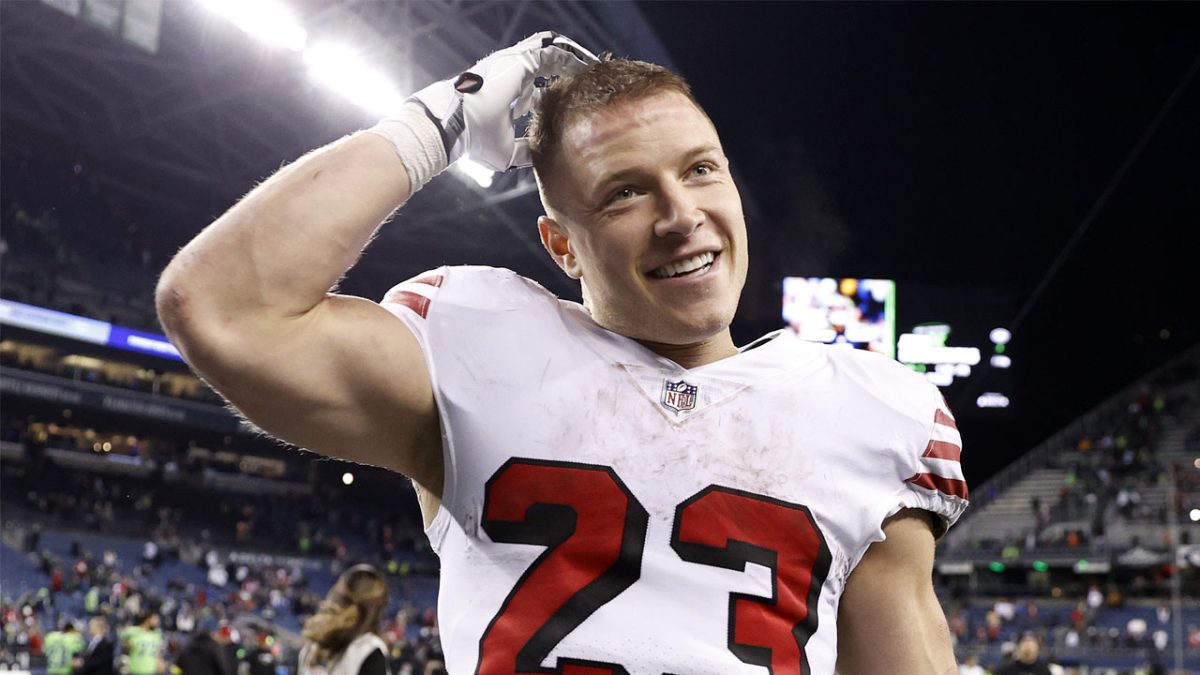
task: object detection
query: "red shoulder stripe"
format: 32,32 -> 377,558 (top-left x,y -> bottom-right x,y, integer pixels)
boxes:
391,290 -> 432,319
410,273 -> 444,288
923,439 -> 962,462
906,473 -> 969,500
934,408 -> 957,430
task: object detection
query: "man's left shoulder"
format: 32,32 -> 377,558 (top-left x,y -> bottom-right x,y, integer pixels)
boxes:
821,345 -> 939,408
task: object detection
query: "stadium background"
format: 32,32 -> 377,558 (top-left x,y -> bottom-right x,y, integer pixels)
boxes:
2,1 -> 1198,674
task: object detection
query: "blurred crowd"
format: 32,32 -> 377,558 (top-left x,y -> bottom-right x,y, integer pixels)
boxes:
1,522 -> 445,675
955,369 -> 1200,562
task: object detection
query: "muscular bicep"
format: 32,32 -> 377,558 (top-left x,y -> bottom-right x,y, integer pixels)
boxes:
835,508 -> 957,675
189,294 -> 443,494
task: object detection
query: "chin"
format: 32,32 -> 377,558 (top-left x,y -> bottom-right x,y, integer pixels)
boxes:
646,312 -> 733,346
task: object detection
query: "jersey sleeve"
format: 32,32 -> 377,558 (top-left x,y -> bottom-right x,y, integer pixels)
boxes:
896,384 -> 969,538
378,266 -> 565,547
378,268 -> 447,348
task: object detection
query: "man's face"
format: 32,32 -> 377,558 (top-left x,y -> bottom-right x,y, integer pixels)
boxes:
539,91 -> 748,346
1016,636 -> 1039,663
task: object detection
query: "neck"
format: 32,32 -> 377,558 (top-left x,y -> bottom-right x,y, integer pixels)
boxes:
638,331 -> 738,369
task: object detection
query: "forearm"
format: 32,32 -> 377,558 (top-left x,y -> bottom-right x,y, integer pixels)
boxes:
157,131 -> 411,337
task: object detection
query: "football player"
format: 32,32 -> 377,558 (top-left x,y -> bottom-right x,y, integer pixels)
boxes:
158,32 -> 968,674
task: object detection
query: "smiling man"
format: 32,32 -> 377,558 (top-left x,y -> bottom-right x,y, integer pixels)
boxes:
157,33 -> 968,674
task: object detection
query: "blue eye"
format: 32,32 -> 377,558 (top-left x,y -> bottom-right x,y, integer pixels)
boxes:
612,187 -> 635,201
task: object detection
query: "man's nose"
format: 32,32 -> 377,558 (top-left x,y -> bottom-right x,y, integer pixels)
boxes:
654,183 -> 703,238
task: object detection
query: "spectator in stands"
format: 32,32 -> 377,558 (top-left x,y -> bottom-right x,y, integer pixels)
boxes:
298,565 -> 389,675
172,619 -> 234,675
958,653 -> 985,675
120,610 -> 165,675
78,617 -> 114,675
44,619 -> 85,675
995,633 -> 1053,675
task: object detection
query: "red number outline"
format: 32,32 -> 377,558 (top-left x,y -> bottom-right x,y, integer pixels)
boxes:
476,459 -> 646,675
671,485 -> 832,675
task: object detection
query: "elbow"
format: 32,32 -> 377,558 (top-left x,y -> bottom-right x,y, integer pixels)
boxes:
154,264 -> 193,340
155,262 -> 224,367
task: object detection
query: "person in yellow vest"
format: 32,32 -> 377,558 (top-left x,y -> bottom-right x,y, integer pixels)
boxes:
120,611 -> 165,675
45,620 -> 86,675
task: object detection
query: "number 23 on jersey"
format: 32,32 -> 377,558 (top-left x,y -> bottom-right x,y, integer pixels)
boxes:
475,459 -> 832,675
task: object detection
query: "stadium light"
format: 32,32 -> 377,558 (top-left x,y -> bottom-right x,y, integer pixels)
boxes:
1190,508 -> 1200,523
197,0 -> 307,52
303,43 -> 405,116
455,158 -> 495,188
976,392 -> 1010,409
341,471 -> 355,486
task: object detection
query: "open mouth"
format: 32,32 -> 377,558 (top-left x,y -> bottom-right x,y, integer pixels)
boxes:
649,251 -> 717,279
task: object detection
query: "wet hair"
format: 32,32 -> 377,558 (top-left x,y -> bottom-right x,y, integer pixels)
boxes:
528,58 -> 709,205
300,565 -> 389,665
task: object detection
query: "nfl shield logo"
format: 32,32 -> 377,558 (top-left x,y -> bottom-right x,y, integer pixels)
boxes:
661,379 -> 699,414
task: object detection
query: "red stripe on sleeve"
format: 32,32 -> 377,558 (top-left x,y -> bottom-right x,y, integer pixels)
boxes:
411,273 -> 444,288
391,290 -> 432,319
934,408 -> 957,430
923,439 -> 962,462
906,473 -> 969,500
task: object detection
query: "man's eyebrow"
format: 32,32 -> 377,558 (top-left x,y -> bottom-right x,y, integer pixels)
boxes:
684,144 -> 723,160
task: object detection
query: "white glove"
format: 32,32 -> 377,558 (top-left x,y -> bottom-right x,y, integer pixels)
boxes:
408,31 -> 600,172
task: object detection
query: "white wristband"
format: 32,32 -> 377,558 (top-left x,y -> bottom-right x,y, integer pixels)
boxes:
365,103 -> 448,193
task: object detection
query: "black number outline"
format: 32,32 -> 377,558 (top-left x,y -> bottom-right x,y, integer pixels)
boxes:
670,485 -> 832,674
476,458 -> 648,675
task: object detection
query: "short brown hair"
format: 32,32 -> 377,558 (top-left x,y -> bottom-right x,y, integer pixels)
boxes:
528,59 -> 707,187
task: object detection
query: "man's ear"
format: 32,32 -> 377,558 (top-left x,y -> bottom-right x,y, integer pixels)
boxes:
538,215 -> 582,279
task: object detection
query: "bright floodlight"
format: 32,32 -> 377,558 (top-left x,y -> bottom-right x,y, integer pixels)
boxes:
303,43 -> 405,116
341,472 -> 354,486
198,0 -> 307,52
456,158 -> 495,188
989,327 -> 1012,345
1190,508 -> 1200,523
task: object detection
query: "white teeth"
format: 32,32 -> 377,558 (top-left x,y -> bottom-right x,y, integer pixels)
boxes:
652,251 -> 715,279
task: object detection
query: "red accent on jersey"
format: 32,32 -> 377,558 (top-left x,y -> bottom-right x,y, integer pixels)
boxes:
391,290 -> 432,319
922,439 -> 962,462
934,409 -> 957,429
477,460 -> 647,675
672,487 -> 831,675
906,473 -> 969,500
411,273 -> 444,288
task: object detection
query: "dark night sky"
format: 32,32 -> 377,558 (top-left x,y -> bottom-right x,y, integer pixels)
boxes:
638,3 -> 1200,486
3,2 -> 1198,489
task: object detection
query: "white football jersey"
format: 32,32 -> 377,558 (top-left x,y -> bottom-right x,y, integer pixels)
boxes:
381,266 -> 968,675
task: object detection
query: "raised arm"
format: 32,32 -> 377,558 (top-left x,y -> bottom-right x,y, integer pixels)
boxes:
835,508 -> 959,675
155,32 -> 598,498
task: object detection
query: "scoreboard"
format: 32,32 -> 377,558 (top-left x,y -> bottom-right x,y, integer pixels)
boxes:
782,277 -> 1015,415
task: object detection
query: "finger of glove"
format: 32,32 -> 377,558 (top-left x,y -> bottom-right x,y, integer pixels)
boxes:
511,46 -> 597,118
475,31 -> 558,68
548,35 -> 601,65
510,138 -> 532,169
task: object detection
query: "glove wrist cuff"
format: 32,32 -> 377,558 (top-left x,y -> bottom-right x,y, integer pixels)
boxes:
365,103 -> 448,193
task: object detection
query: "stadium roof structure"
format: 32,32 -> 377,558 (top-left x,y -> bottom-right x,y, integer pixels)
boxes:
0,0 -> 678,300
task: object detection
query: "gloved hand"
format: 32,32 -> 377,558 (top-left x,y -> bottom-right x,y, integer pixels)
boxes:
408,31 -> 600,172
